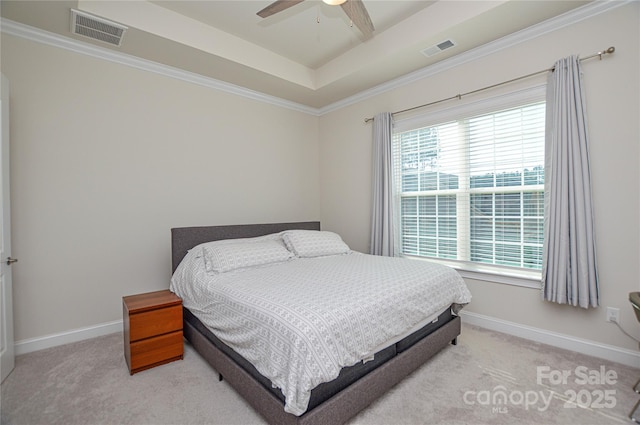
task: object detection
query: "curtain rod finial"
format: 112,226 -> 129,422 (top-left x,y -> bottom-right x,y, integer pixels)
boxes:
598,47 -> 615,60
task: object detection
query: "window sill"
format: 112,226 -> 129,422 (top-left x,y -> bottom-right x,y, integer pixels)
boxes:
401,255 -> 542,289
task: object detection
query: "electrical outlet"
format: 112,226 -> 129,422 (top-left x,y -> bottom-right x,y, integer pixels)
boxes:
606,307 -> 620,323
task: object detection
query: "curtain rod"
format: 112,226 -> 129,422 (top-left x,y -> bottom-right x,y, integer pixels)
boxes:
364,46 -> 615,123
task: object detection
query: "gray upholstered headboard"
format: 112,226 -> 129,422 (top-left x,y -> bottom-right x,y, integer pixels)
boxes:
171,221 -> 321,273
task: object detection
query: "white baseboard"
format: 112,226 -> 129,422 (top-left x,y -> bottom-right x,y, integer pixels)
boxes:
14,313 -> 640,369
461,311 -> 640,368
14,320 -> 122,356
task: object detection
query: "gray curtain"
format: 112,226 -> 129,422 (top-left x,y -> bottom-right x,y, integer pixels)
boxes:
370,112 -> 395,256
542,55 -> 599,308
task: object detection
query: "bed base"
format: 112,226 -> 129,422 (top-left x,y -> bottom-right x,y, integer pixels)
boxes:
184,314 -> 460,425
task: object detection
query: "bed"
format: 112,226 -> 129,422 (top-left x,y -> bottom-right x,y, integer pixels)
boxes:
170,221 -> 471,425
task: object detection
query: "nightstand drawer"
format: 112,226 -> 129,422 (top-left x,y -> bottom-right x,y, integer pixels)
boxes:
129,305 -> 182,342
129,330 -> 183,372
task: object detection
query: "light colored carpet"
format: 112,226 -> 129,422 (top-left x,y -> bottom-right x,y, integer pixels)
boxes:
1,323 -> 638,425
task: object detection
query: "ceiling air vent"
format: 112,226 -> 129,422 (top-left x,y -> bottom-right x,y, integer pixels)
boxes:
70,9 -> 127,47
422,39 -> 456,57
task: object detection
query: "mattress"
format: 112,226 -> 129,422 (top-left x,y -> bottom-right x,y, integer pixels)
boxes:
171,233 -> 471,415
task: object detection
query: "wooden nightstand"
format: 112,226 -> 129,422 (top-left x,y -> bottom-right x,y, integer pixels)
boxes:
123,290 -> 183,375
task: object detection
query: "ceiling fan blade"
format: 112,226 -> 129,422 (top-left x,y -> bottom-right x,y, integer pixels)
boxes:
340,0 -> 375,38
257,0 -> 306,18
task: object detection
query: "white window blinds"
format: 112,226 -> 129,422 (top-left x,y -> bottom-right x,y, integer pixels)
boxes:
393,100 -> 545,271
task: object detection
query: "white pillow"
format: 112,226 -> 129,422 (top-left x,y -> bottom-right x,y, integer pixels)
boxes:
203,240 -> 294,273
282,230 -> 350,258
200,233 -> 281,248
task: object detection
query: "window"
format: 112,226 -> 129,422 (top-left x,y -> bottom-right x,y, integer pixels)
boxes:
393,94 -> 545,274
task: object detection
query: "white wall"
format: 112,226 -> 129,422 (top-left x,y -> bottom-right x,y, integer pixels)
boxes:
2,2 -> 639,360
1,34 -> 320,342
319,3 -> 640,352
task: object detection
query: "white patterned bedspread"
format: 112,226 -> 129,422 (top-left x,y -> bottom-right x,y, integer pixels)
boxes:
170,250 -> 471,416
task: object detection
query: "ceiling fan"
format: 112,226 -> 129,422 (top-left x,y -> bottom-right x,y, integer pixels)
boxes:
257,0 -> 375,39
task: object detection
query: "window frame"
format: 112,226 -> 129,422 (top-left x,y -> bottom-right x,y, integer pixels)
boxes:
392,84 -> 546,288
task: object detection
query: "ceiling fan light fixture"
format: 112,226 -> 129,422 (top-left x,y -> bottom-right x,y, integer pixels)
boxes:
322,0 -> 347,5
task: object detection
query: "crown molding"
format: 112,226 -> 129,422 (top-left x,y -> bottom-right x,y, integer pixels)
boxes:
318,0 -> 631,115
0,18 -> 321,116
1,0 -> 630,117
